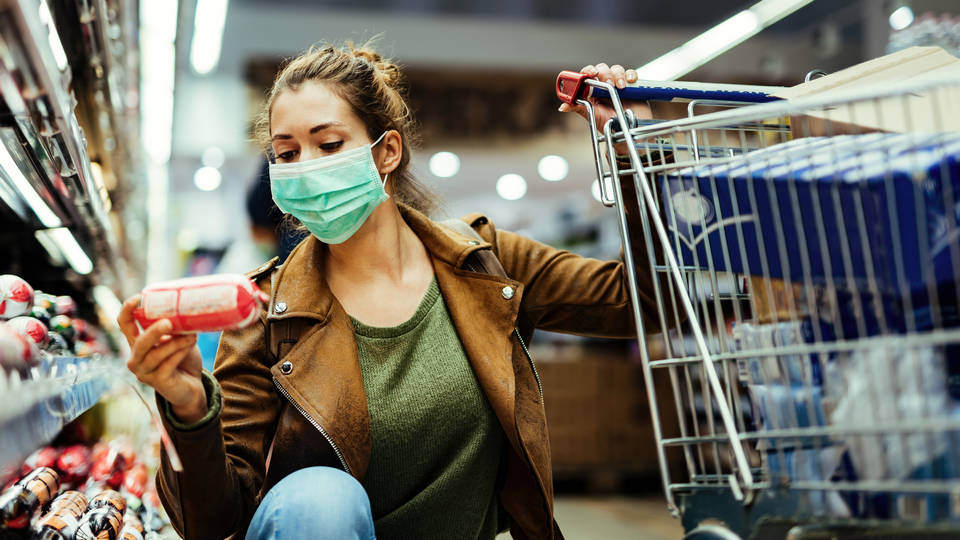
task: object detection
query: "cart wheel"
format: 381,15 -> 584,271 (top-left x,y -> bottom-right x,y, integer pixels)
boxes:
683,524 -> 742,540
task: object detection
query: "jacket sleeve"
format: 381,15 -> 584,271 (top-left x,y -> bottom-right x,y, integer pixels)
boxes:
479,220 -> 665,339
156,291 -> 281,539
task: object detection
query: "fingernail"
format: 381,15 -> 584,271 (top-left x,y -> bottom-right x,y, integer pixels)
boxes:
558,104 -> 568,112
618,78 -> 626,88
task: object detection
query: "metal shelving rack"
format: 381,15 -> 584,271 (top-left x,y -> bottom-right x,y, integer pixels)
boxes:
0,0 -> 141,481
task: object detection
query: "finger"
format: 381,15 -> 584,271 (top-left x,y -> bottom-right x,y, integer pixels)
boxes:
130,319 -> 173,367
625,69 -> 638,83
152,346 -> 197,383
594,63 -> 612,83
117,296 -> 142,347
579,64 -> 598,76
611,65 -> 627,88
139,335 -> 197,376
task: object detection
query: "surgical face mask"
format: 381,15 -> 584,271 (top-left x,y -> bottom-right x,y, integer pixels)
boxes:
269,132 -> 389,244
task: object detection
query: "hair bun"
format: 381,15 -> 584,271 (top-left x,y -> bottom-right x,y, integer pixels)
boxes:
347,41 -> 401,87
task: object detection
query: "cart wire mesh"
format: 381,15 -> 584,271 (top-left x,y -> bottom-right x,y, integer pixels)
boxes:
558,71 -> 960,534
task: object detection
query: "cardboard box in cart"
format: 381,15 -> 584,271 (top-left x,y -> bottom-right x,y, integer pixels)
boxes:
774,46 -> 960,136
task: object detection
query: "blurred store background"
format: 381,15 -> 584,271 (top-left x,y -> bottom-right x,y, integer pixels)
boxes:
1,0 -> 959,538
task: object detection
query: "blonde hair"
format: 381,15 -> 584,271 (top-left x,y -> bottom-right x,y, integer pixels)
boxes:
255,40 -> 437,216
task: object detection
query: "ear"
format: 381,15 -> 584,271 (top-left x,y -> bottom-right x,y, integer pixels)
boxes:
376,130 -> 402,176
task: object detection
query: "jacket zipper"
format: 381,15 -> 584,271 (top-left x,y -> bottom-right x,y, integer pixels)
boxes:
272,376 -> 351,475
514,329 -> 543,403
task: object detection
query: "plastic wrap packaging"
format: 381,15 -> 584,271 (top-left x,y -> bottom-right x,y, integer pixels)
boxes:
829,345 -> 951,481
0,467 -> 59,527
75,490 -> 125,540
133,274 -> 269,334
0,275 -> 34,320
32,491 -> 88,540
0,321 -> 37,374
55,445 -> 92,487
20,447 -> 58,476
6,316 -> 50,347
118,512 -> 144,540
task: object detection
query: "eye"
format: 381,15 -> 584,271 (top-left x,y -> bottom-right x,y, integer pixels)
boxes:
320,141 -> 344,151
276,150 -> 297,162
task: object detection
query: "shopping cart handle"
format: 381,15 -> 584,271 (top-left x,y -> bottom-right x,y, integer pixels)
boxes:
556,70 -> 591,105
557,70 -> 786,104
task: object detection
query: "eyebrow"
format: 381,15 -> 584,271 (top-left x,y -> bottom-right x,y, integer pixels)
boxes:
271,121 -> 347,141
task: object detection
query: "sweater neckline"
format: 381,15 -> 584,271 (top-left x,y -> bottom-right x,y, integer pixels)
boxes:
350,278 -> 441,339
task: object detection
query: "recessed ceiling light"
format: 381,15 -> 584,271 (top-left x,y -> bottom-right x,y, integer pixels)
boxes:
537,155 -> 569,182
194,166 -> 222,191
496,174 -> 527,201
889,6 -> 914,30
428,151 -> 460,178
202,146 -> 225,168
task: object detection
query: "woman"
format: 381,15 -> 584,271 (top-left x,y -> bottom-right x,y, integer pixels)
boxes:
118,43 -> 656,540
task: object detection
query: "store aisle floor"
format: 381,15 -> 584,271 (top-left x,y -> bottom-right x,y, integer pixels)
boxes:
496,495 -> 682,539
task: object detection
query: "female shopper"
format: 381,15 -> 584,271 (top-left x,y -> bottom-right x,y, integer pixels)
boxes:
118,42 -> 656,540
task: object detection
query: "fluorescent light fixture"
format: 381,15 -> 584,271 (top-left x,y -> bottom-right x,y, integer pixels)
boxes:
428,151 -> 460,178
38,0 -> 69,71
92,285 -> 123,324
496,173 -> 527,201
202,146 -> 226,168
0,142 -> 62,227
889,6 -> 914,30
636,0 -> 815,81
194,166 -> 222,191
190,0 -> 229,75
140,0 -> 178,165
35,228 -> 94,275
537,155 -> 569,182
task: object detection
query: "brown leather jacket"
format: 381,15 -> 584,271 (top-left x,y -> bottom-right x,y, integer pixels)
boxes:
156,205 -> 655,539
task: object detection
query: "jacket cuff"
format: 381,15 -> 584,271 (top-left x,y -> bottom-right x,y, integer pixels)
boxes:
160,371 -> 222,432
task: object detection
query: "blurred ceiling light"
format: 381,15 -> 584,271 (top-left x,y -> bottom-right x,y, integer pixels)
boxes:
190,0 -> 229,75
194,166 -> 222,191
496,174 -> 527,201
36,228 -> 93,275
591,180 -> 602,202
140,0 -> 177,165
537,155 -> 569,182
92,285 -> 124,324
428,151 -> 460,178
889,6 -> 914,30
0,142 -> 62,228
636,0 -> 815,81
38,0 -> 68,71
202,146 -> 226,168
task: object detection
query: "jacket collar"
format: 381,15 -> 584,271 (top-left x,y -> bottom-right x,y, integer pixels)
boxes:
266,203 -> 493,324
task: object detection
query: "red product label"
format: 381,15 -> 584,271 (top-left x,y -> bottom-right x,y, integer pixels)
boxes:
133,274 -> 267,333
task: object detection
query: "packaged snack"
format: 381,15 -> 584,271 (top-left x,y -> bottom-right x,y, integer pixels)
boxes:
133,274 -> 269,334
118,513 -> 144,540
0,275 -> 34,320
56,445 -> 92,486
48,316 -> 75,344
44,332 -> 70,355
32,491 -> 88,540
0,467 -> 60,527
75,490 -> 125,540
54,296 -> 77,317
6,316 -> 50,347
121,464 -> 148,499
89,443 -> 130,490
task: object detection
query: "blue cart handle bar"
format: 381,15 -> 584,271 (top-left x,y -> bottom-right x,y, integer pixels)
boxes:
556,69 -> 785,104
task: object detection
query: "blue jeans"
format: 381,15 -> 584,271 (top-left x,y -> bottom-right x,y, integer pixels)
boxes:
246,466 -> 376,540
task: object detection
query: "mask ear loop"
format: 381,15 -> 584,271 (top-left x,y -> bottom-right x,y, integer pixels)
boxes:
371,131 -> 388,147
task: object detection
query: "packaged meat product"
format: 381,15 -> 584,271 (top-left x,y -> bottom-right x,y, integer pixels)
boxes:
56,445 -> 92,486
0,321 -> 37,373
29,305 -> 51,327
118,513 -> 144,540
0,275 -> 33,320
20,447 -> 58,476
54,296 -> 77,316
6,316 -> 50,347
48,315 -> 75,344
121,463 -> 148,499
32,491 -> 88,540
44,332 -> 70,355
133,274 -> 270,334
0,467 -> 60,527
89,443 -> 130,490
75,490 -> 125,540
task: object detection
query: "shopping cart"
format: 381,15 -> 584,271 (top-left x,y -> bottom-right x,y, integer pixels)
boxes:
556,71 -> 960,539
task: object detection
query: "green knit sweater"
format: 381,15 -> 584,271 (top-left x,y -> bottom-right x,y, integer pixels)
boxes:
350,278 -> 505,540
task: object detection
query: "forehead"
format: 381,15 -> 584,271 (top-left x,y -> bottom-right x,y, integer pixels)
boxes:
270,80 -> 360,134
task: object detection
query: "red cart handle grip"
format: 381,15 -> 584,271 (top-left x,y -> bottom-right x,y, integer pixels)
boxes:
556,70 -> 591,105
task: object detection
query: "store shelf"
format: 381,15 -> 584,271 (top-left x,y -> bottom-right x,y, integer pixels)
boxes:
0,357 -> 116,478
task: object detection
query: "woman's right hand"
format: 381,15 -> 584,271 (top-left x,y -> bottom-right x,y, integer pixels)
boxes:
118,296 -> 208,424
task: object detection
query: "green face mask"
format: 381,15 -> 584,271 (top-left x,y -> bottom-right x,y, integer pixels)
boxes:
269,132 -> 389,244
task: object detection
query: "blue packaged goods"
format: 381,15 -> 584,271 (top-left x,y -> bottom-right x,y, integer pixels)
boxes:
660,132 -> 960,296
